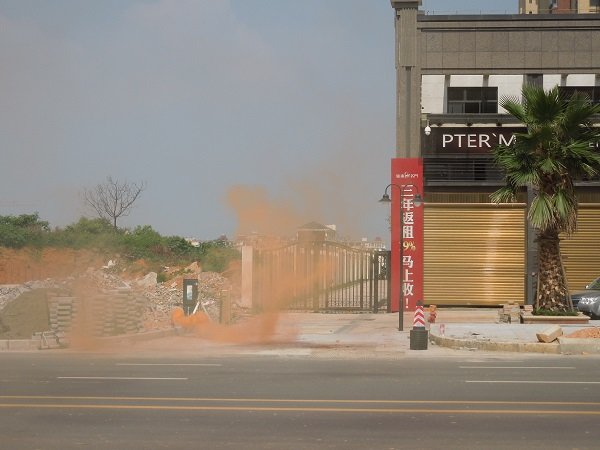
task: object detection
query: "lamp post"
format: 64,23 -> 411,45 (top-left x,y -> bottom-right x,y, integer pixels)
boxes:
379,183 -> 423,331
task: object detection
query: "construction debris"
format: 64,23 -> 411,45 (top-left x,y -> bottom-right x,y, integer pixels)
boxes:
536,325 -> 563,343
0,261 -> 242,340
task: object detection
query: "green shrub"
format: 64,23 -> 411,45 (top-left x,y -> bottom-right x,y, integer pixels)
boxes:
157,272 -> 168,283
532,308 -> 579,316
0,214 -> 241,274
0,213 -> 50,248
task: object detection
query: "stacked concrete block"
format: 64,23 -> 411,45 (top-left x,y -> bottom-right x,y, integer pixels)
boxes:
48,289 -> 146,339
46,295 -> 78,348
498,302 -> 521,323
84,289 -> 145,337
48,296 -> 77,335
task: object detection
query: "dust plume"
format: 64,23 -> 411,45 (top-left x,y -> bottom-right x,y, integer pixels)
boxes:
171,307 -> 295,345
226,185 -> 306,238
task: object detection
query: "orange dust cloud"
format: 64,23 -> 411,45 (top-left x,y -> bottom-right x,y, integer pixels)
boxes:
171,307 -> 296,345
224,175 -> 371,344
226,185 -> 307,239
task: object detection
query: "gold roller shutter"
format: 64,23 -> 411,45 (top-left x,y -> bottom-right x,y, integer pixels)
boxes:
561,205 -> 600,292
424,204 -> 526,306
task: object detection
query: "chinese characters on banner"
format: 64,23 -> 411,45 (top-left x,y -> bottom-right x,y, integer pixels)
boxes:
390,158 -> 424,312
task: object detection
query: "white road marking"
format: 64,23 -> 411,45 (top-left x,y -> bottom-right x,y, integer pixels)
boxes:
460,366 -> 575,369
57,377 -> 188,380
466,380 -> 600,384
116,363 -> 221,366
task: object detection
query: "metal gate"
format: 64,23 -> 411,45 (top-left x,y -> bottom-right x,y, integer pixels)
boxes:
252,241 -> 390,312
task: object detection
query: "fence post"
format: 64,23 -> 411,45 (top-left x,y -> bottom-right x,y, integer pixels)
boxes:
241,245 -> 253,309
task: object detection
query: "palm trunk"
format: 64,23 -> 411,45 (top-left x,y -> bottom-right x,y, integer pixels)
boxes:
536,230 -> 570,312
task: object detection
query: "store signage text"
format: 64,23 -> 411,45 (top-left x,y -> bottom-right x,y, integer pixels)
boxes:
391,158 -> 423,312
424,126 -> 600,154
442,132 -> 515,149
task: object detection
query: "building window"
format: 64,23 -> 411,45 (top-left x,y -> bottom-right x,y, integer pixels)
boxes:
558,86 -> 600,105
526,74 -> 543,87
447,87 -> 498,114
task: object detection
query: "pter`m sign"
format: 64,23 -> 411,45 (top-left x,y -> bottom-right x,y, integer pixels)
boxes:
423,127 -> 523,155
424,126 -> 600,155
441,131 -> 516,150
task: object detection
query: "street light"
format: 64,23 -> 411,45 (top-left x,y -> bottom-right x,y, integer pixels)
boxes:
379,183 -> 423,331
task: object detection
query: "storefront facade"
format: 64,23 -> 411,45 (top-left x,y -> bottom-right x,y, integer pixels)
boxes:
390,1 -> 600,306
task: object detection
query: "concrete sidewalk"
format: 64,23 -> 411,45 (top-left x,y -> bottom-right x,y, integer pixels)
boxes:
105,309 -> 600,358
284,310 -> 600,356
1,308 -> 599,356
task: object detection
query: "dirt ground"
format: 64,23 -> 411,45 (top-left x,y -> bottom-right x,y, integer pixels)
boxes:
565,327 -> 600,338
0,248 -> 106,284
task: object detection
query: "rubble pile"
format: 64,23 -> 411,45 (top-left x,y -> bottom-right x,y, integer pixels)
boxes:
0,261 -> 244,336
139,270 -> 237,329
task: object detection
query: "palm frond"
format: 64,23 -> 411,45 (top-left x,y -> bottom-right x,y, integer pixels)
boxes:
528,192 -> 556,232
490,186 -> 517,204
554,188 -> 578,235
538,157 -> 562,174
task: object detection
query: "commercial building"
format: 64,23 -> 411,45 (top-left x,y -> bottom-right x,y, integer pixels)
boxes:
519,0 -> 600,14
390,1 -> 600,306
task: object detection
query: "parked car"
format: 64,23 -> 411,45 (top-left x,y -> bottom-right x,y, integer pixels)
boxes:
573,277 -> 600,319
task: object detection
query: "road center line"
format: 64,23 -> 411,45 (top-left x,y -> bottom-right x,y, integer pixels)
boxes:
57,377 -> 188,381
1,403 -> 600,415
4,396 -> 600,407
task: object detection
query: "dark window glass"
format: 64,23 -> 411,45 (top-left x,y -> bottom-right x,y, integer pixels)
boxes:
447,89 -> 464,101
558,86 -> 600,105
423,157 -> 504,184
447,103 -> 464,113
447,87 -> 498,114
464,103 -> 480,113
466,87 -> 482,101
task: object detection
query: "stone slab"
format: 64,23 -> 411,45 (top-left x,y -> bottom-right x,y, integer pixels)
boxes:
521,313 -> 590,324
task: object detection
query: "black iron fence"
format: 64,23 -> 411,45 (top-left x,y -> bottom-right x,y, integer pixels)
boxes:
252,241 -> 390,313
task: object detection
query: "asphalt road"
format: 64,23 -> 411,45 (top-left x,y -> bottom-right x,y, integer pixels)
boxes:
1,352 -> 599,449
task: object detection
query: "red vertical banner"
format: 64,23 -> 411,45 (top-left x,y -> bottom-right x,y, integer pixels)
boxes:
390,158 -> 424,312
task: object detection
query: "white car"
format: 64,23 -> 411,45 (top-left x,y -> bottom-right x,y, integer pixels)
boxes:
574,277 -> 600,319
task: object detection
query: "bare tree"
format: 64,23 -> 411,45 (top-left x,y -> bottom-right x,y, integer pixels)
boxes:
83,176 -> 146,230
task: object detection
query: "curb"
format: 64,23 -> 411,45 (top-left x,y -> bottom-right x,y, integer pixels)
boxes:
98,328 -> 179,344
0,328 -> 180,352
0,339 -> 41,351
558,337 -> 600,355
429,332 -> 560,354
430,332 -> 600,355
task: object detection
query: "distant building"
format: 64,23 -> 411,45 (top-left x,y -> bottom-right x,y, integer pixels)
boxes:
347,236 -> 386,251
185,238 -> 201,248
519,0 -> 600,14
235,232 -> 290,248
296,222 -> 337,242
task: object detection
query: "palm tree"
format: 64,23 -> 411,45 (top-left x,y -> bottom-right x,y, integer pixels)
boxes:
491,85 -> 600,312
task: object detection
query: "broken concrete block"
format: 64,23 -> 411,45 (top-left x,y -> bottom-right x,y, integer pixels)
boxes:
536,325 -> 563,343
136,272 -> 157,288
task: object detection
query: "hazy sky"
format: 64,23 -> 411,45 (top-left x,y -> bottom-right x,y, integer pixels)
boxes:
0,0 -> 516,241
